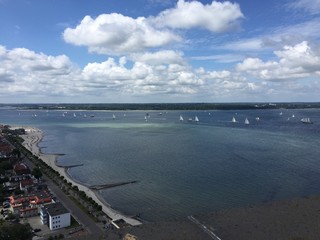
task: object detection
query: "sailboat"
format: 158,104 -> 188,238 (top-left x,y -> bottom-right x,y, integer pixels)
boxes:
112,114 -> 116,120
232,117 -> 237,123
179,115 -> 184,121
244,117 -> 250,125
301,118 -> 313,124
195,116 -> 199,123
144,116 -> 148,122
292,114 -> 295,118
73,113 -> 77,118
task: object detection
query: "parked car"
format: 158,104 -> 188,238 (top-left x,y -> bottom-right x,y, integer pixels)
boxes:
32,228 -> 41,233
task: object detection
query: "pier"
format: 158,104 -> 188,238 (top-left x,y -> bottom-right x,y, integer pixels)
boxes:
56,163 -> 84,168
89,180 -> 138,190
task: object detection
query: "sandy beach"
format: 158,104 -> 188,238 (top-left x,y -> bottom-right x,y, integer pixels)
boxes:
19,126 -> 142,226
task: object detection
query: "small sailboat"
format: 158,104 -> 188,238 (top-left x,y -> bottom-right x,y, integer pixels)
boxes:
73,113 -> 77,118
179,115 -> 184,121
292,114 -> 295,118
301,118 -> 313,124
232,117 -> 237,123
112,114 -> 116,120
62,113 -> 65,117
279,112 -> 283,116
144,116 -> 148,122
244,117 -> 250,125
195,116 -> 199,123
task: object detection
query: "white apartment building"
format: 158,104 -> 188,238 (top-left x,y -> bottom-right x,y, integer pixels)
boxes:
40,202 -> 70,230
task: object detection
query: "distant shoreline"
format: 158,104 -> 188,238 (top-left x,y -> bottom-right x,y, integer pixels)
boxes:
3,102 -> 320,111
19,126 -> 142,226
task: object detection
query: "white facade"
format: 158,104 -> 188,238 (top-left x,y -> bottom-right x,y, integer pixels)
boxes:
40,202 -> 71,230
49,212 -> 70,230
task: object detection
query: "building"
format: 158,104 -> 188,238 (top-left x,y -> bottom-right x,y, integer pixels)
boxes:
9,190 -> 53,217
40,202 -> 70,230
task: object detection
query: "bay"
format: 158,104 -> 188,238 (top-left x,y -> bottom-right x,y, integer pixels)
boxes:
1,108 -> 320,221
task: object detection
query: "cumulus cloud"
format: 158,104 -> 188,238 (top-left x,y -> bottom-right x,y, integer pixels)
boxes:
63,14 -> 180,55
63,1 -> 244,55
0,45 -> 77,96
152,0 -> 243,32
237,41 -> 320,80
81,54 -> 202,95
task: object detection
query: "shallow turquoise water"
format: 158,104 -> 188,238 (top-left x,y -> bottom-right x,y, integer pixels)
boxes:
1,108 -> 320,221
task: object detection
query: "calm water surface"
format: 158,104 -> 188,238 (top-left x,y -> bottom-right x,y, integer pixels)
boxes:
1,108 -> 320,221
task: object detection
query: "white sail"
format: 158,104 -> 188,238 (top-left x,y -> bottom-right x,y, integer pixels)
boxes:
73,113 -> 76,118
245,117 -> 249,125
232,117 -> 237,123
113,114 -> 116,120
301,117 -> 312,124
292,114 -> 295,118
179,115 -> 184,121
195,116 -> 199,122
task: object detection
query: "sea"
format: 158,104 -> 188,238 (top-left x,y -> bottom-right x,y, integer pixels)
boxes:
1,107 -> 320,222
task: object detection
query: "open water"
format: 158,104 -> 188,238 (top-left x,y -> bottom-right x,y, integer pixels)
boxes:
1,107 -> 320,221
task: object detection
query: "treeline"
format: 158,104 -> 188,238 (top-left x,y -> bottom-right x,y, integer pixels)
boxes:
2,102 -> 320,111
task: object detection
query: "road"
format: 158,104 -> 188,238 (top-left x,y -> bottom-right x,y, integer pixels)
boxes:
22,155 -> 106,239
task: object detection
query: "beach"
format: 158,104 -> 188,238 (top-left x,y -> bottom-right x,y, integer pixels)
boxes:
20,126 -> 142,226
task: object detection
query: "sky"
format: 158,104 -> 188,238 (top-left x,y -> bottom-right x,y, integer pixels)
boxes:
0,0 -> 320,103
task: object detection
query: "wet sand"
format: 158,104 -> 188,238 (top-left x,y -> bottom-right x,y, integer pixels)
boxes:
105,194 -> 320,240
19,126 -> 141,226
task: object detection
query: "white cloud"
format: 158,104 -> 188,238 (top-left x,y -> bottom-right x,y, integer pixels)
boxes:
63,1 -> 244,55
0,46 -> 77,96
219,18 -> 320,53
63,14 -> 180,55
152,0 -> 243,32
236,41 -> 320,80
81,54 -> 202,96
190,54 -> 245,63
1,43 -> 319,102
287,0 -> 320,15
130,50 -> 186,65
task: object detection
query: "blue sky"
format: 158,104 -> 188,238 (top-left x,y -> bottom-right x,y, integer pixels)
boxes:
0,0 -> 320,103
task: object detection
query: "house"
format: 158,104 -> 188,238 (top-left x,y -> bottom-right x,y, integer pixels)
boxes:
40,202 -> 71,230
9,190 -> 53,217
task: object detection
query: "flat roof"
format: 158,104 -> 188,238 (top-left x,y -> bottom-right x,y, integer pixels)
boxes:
43,202 -> 69,216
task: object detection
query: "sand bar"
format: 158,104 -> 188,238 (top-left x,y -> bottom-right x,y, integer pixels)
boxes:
19,126 -> 142,226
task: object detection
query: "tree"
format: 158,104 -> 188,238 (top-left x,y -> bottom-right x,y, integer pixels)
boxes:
0,223 -> 33,240
11,149 -> 21,159
31,167 -> 42,180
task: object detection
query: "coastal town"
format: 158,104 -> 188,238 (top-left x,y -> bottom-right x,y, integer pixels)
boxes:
0,124 -> 142,240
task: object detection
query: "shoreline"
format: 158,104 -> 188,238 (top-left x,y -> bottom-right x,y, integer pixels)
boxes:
19,126 -> 142,226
